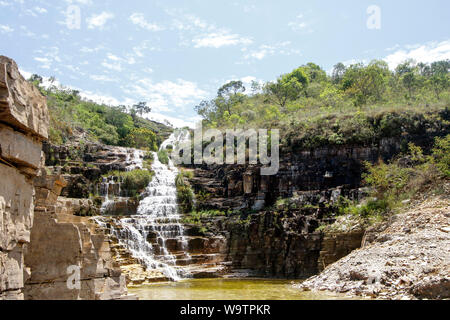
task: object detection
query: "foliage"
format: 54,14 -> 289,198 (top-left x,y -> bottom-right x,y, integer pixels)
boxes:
194,59 -> 449,151
431,135 -> 450,177
27,78 -> 171,147
181,210 -> 226,225
157,149 -> 169,165
124,128 -> 158,151
346,136 -> 450,220
175,173 -> 194,214
105,169 -> 153,197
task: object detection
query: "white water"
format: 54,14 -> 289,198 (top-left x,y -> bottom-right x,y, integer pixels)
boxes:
100,148 -> 145,214
97,131 -> 193,281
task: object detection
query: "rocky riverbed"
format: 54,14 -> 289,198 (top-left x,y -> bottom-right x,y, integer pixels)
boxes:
297,194 -> 450,300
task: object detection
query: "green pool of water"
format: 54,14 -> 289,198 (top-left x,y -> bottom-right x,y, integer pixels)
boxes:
128,278 -> 350,300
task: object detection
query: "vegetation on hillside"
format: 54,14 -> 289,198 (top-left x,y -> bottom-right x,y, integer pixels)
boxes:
28,75 -> 172,148
195,59 -> 450,150
175,172 -> 195,214
333,134 -> 450,224
103,169 -> 154,198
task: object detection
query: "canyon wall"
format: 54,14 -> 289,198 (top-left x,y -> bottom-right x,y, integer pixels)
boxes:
188,140 -> 422,278
0,56 -> 48,299
0,56 -> 132,300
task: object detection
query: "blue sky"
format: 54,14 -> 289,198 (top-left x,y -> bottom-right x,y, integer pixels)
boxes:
1,0 -> 449,127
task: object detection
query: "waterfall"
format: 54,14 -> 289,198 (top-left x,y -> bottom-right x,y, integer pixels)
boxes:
96,130 -> 193,281
100,149 -> 145,214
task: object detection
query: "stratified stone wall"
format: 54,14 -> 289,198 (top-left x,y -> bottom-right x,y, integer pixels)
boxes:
24,168 -> 133,300
0,56 -> 47,300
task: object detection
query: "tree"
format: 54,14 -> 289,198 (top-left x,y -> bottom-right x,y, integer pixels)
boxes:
124,127 -> 158,150
264,77 -> 304,110
342,60 -> 390,105
301,62 -> 327,83
430,60 -> 450,99
332,63 -> 346,84
264,67 -> 309,111
395,60 -> 419,100
132,102 -> 151,117
218,81 -> 245,97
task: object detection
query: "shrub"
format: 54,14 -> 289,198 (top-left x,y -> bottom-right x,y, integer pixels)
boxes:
105,169 -> 153,197
181,210 -> 226,225
157,149 -> 169,165
177,185 -> 194,214
355,137 -> 449,221
432,135 -> 450,177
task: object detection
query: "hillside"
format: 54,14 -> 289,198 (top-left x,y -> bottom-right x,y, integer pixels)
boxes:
28,75 -> 173,149
196,60 -> 450,151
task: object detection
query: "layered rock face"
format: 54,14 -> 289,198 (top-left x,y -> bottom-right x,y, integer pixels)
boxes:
0,56 -> 132,300
24,168 -> 132,300
191,138 -> 433,212
0,56 -> 48,299
187,142 -> 408,278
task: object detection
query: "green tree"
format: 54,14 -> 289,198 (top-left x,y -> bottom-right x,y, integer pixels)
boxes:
125,127 -> 158,150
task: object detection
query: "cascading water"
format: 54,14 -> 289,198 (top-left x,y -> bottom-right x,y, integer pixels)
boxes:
100,148 -> 145,214
96,131 -> 193,281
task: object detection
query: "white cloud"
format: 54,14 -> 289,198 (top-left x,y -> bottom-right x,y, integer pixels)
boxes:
167,10 -> 251,49
129,13 -> 163,31
124,78 -> 207,113
80,45 -> 105,53
26,6 -> 47,16
65,0 -> 93,5
33,46 -> 61,69
101,60 -> 122,72
132,40 -> 159,58
384,40 -> 450,70
169,11 -> 214,32
193,31 -> 252,48
87,12 -> 114,29
288,13 -> 314,33
243,41 -> 300,61
90,74 -> 117,82
0,24 -> 13,34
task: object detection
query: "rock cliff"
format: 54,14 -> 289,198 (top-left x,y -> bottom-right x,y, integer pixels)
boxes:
0,56 -> 47,299
0,56 -> 133,300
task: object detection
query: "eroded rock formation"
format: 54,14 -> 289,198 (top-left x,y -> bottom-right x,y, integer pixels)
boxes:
0,56 -> 133,300
24,168 -> 133,300
0,56 -> 48,299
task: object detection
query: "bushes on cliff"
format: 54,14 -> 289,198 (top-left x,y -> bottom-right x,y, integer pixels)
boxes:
181,210 -> 226,226
105,169 -> 153,197
340,135 -> 450,221
195,59 -> 449,150
175,173 -> 194,214
157,149 -> 169,165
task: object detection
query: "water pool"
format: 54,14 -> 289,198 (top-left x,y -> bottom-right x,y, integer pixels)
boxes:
128,278 -> 351,300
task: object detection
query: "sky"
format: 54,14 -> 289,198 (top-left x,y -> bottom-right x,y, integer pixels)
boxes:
0,0 -> 449,127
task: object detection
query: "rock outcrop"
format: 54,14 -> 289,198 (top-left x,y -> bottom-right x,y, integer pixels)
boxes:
298,195 -> 450,300
0,56 -> 48,299
24,168 -> 134,300
0,56 -> 133,300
